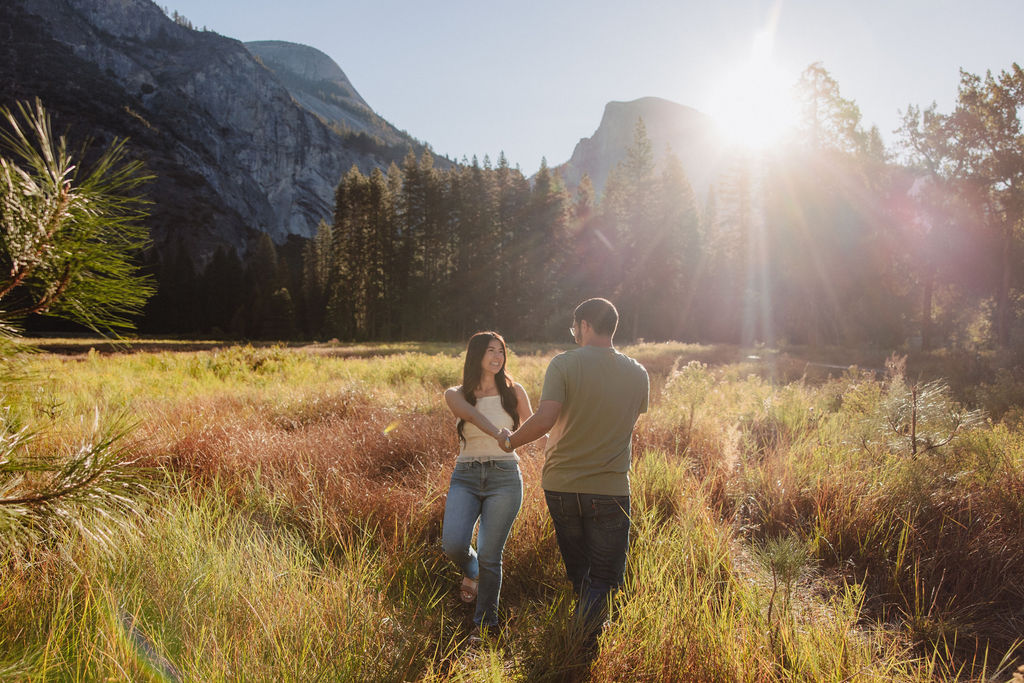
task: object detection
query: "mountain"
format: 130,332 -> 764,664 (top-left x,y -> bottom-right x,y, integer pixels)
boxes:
0,0 -> 423,262
244,40 -> 410,148
555,97 -> 725,199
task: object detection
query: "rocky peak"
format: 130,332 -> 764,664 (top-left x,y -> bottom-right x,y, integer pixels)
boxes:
245,40 -> 413,148
246,40 -> 368,108
556,96 -> 724,199
61,0 -> 174,41
4,0 -> 412,262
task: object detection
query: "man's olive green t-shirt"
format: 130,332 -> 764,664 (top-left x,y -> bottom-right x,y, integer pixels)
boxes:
540,345 -> 649,496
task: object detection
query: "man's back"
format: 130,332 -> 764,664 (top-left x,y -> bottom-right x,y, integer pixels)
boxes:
540,345 -> 649,495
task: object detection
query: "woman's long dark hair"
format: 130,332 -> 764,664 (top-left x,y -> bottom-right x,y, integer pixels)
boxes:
457,331 -> 520,446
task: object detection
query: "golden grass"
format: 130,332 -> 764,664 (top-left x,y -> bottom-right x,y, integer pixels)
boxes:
1,340 -> 1022,680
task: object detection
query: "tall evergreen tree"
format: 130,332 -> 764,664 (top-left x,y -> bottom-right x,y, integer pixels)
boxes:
263,287 -> 297,339
558,173 -> 598,309
302,220 -> 334,338
601,117 -> 660,340
397,150 -> 429,337
950,64 -> 1024,347
142,238 -> 198,334
494,152 -> 533,337
199,246 -> 245,336
764,64 -> 898,347
452,157 -> 499,337
327,165 -> 367,339
520,158 -> 570,338
895,104 -> 984,349
384,162 -> 407,339
707,152 -> 755,343
655,150 -> 701,340
243,232 -> 283,338
794,62 -> 869,156
362,167 -> 396,339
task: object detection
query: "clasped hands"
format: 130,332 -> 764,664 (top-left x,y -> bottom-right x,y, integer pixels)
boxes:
495,428 -> 514,453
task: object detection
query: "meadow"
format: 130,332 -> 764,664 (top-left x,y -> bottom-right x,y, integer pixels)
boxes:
1,339 -> 1023,681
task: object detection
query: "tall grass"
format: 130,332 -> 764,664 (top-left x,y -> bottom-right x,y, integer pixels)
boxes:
1,340 -> 1022,680
0,477 -> 466,680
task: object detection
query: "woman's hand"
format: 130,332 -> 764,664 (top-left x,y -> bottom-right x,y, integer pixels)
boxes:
496,428 -> 513,452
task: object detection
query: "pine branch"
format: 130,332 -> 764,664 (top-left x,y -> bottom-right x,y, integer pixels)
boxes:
0,415 -> 148,553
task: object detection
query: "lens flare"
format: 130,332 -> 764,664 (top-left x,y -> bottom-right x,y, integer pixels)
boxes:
708,14 -> 796,150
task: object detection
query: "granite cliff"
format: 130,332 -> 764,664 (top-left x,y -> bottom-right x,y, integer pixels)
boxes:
556,96 -> 725,199
244,40 -> 410,148
0,0 -> 421,261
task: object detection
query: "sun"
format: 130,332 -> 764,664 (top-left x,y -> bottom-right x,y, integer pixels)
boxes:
708,29 -> 797,150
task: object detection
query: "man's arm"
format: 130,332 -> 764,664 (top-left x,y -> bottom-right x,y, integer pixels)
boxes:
503,400 -> 560,451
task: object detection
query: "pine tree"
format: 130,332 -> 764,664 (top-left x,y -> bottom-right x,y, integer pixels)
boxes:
328,166 -> 367,339
712,151 -> 757,344
757,65 -> 900,347
263,287 -> 296,339
655,150 -> 701,340
141,238 -> 198,334
794,62 -> 869,156
574,173 -> 595,223
895,104 -> 980,350
494,152 -> 532,337
301,220 -> 334,338
397,150 -> 426,337
399,150 -> 451,338
520,158 -> 570,338
385,163 -> 405,339
363,167 -> 395,339
602,117 -> 670,340
243,232 -> 282,338
950,64 -> 1024,348
202,246 -> 245,337
452,157 -> 499,338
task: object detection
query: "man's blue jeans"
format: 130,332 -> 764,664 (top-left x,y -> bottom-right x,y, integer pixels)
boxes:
544,490 -> 630,631
442,460 -> 523,626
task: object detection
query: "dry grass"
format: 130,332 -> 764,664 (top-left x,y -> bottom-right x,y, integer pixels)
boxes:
1,340 -> 1023,680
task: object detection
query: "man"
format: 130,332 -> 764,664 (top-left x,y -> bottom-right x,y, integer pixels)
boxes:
498,297 -> 649,638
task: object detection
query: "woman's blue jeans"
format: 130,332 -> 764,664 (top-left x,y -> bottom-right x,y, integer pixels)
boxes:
441,459 -> 523,626
544,490 -> 630,633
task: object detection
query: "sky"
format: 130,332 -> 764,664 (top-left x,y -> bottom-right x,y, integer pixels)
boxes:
165,0 -> 1023,175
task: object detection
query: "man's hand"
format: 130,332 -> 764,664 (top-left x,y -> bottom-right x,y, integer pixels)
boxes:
496,428 -> 513,452
503,400 -> 560,453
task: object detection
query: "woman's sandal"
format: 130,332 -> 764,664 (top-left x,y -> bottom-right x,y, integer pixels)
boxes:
459,576 -> 478,603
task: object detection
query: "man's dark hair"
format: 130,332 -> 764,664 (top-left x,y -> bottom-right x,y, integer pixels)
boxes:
574,298 -> 618,337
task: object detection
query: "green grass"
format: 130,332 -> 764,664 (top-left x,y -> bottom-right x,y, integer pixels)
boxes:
1,340 -> 1022,680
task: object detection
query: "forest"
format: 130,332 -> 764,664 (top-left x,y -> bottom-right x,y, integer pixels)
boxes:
131,63 -> 1024,351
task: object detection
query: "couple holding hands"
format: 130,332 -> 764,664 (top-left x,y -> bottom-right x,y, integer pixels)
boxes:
441,298 -> 649,642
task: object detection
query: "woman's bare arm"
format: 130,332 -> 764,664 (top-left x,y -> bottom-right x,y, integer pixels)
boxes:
444,387 -> 501,438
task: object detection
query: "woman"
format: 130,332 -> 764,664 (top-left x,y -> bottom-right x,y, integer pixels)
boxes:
442,331 -> 532,631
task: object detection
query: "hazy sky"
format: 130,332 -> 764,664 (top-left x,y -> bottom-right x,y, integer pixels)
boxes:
165,0 -> 1022,175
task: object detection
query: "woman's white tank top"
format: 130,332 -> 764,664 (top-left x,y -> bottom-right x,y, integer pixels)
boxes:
457,395 -> 518,462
